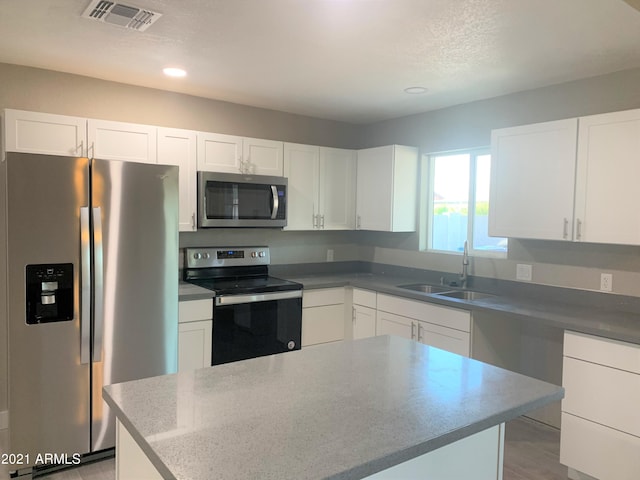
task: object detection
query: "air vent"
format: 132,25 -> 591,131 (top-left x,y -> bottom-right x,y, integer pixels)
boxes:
82,0 -> 162,31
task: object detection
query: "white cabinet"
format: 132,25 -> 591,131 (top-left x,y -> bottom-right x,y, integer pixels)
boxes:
560,331 -> 640,480
302,288 -> 346,346
197,132 -> 283,176
157,128 -> 197,231
489,118 -> 578,241
88,119 -> 157,164
178,299 -> 213,372
3,109 -> 86,157
284,143 -> 356,230
351,288 -> 376,339
376,294 -> 471,357
574,109 -> 640,245
490,108 -> 640,245
356,145 -> 418,232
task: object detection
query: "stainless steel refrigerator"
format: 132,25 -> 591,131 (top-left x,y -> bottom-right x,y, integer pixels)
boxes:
2,152 -> 178,468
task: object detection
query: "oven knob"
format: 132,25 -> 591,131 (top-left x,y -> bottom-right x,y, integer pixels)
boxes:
259,251 -> 266,258
287,341 -> 296,350
203,253 -> 210,259
194,253 -> 202,260
251,252 -> 257,258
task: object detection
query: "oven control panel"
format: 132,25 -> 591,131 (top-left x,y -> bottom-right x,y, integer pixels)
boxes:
185,246 -> 270,268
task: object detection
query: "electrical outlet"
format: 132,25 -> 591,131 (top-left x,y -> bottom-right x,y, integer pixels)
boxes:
600,273 -> 613,292
516,264 -> 533,281
326,249 -> 334,262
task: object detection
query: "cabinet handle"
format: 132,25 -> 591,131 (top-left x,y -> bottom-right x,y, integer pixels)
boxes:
563,218 -> 569,239
191,212 -> 196,230
320,215 -> 325,229
576,219 -> 583,240
356,215 -> 361,229
352,307 -> 356,322
411,322 -> 416,340
417,323 -> 423,342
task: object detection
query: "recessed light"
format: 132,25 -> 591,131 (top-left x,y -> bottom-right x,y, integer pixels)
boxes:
404,86 -> 428,94
163,67 -> 187,78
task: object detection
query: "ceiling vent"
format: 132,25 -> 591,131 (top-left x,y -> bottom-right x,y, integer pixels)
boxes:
82,0 -> 162,31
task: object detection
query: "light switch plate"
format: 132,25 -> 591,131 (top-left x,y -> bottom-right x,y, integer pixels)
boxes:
516,264 -> 533,281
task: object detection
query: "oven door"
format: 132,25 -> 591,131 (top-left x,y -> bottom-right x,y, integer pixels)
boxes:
212,290 -> 302,365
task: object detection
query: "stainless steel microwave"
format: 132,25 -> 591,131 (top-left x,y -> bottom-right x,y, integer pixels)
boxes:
198,171 -> 287,228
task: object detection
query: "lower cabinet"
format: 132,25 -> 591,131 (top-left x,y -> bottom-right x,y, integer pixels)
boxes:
302,288 -> 346,346
560,331 -> 640,480
178,299 -> 213,372
351,288 -> 377,339
376,294 -> 471,357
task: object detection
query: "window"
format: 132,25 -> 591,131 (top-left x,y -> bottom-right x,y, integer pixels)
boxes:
422,148 -> 507,255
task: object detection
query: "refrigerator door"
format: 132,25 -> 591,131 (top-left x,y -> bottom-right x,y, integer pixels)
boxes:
90,159 -> 178,451
6,153 -> 91,461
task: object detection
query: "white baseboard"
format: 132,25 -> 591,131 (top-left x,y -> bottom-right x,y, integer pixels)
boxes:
0,410 -> 7,430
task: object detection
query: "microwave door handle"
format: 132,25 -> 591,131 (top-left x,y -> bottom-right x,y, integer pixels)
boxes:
271,185 -> 279,219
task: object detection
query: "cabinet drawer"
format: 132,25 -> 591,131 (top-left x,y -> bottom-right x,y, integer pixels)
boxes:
178,299 -> 213,323
560,413 -> 640,480
419,322 -> 470,357
303,288 -> 344,308
352,288 -> 376,308
562,356 -> 640,437
564,330 -> 640,374
377,294 -> 470,332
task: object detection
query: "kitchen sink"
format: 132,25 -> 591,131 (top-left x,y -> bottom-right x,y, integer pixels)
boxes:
397,284 -> 453,294
434,290 -> 496,301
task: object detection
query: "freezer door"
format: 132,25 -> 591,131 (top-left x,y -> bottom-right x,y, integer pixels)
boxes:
90,159 -> 178,451
6,153 -> 91,462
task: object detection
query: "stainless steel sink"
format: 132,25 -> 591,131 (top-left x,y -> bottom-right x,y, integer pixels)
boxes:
397,284 -> 453,294
434,290 -> 496,301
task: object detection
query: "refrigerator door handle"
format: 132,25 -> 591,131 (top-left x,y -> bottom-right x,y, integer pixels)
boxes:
80,207 -> 91,364
93,206 -> 105,363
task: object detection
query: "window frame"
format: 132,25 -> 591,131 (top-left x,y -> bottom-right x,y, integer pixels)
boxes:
419,147 -> 507,258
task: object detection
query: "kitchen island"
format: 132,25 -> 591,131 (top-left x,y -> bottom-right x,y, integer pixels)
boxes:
103,336 -> 563,480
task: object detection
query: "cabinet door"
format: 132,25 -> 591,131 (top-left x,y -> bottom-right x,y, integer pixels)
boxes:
283,143 -> 319,230
197,132 -> 242,172
178,320 -> 212,372
302,304 -> 345,346
357,146 -> 394,231
319,147 -> 356,230
158,128 -> 197,231
243,137 -> 284,176
88,119 -> 157,163
489,119 -> 578,240
4,109 -> 86,157
376,311 -> 414,341
417,321 -> 470,357
574,109 -> 640,245
352,305 -> 376,339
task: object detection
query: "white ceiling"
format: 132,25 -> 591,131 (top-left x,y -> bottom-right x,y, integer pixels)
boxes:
1,0 -> 639,124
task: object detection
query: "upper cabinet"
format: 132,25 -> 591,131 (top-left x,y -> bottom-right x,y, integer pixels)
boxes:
157,128 -> 198,232
489,108 -> 640,245
574,109 -> 640,245
3,109 -> 86,157
356,145 -> 418,232
284,143 -> 356,230
489,118 -> 578,241
197,132 -> 283,176
88,119 -> 157,164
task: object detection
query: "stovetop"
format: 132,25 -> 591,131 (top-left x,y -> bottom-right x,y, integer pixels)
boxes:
188,275 -> 302,296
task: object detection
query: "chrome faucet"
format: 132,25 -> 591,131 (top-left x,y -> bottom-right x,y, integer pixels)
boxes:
459,241 -> 469,289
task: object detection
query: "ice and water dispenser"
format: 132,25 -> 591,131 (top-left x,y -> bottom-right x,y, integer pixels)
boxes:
25,263 -> 74,324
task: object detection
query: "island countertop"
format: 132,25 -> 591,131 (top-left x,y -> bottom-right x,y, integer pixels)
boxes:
103,336 -> 564,480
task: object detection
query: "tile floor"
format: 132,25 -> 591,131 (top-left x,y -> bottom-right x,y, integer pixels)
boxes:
1,417 -> 568,480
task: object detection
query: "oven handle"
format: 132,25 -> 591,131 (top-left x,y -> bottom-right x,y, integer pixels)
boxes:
270,185 -> 279,220
215,289 -> 302,306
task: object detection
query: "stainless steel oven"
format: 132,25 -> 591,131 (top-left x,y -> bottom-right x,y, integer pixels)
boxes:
183,246 -> 302,366
198,172 -> 287,228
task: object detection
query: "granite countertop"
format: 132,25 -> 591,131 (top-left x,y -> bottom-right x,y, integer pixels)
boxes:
177,268 -> 640,345
103,336 -> 563,480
